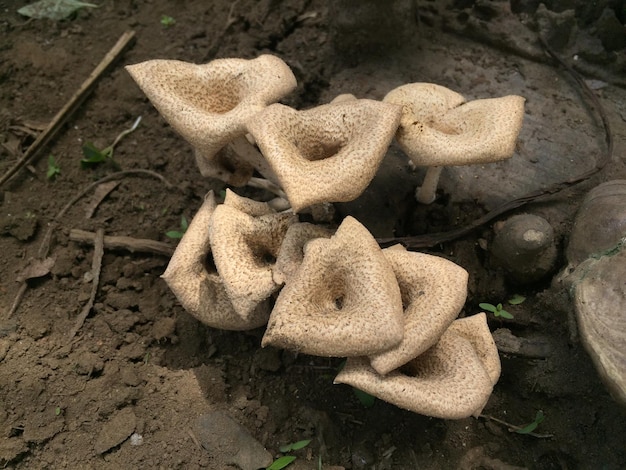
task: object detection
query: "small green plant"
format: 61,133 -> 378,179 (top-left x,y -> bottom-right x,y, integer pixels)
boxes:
479,302 -> 514,319
508,294 -> 526,305
47,155 -> 61,180
516,410 -> 545,434
353,387 -> 376,408
266,439 -> 311,470
160,14 -> 175,27
54,406 -> 62,416
166,215 -> 189,239
81,116 -> 141,169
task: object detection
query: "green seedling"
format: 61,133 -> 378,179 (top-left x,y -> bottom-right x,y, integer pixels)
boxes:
18,0 -> 97,20
508,294 -> 526,305
166,215 -> 189,239
279,439 -> 311,453
160,15 -> 175,27
353,387 -> 376,408
479,302 -> 514,319
47,155 -> 61,180
54,406 -> 62,416
81,116 -> 141,169
266,456 -> 296,470
516,410 -> 545,434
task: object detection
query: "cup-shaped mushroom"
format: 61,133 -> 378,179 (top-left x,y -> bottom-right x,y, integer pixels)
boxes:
209,201 -> 297,319
247,99 -> 402,212
262,216 -> 404,357
369,245 -> 469,375
272,222 -> 334,285
335,321 -> 497,419
383,83 -> 525,203
126,55 -> 296,181
161,192 -> 270,330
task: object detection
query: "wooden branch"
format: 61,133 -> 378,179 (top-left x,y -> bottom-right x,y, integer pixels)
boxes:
70,229 -> 174,257
0,30 -> 136,188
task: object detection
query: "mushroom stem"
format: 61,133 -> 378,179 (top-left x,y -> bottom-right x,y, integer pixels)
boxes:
416,166 -> 443,204
229,135 -> 281,185
248,177 -> 288,200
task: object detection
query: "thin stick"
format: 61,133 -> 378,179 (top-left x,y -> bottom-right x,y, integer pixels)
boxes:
70,229 -> 174,257
479,414 -> 554,439
0,30 -> 136,188
68,228 -> 105,340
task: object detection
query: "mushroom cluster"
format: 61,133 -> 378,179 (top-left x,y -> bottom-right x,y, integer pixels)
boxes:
128,55 -> 519,418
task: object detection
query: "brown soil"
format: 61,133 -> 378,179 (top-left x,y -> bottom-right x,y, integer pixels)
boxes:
1,1 -> 625,469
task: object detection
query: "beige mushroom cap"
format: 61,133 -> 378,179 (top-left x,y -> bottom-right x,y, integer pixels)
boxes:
262,216 -> 404,357
126,55 -> 297,174
335,325 -> 495,419
272,222 -> 334,285
369,245 -> 469,375
209,199 -> 297,319
383,83 -> 525,167
247,99 -> 401,212
161,192 -> 270,330
447,313 -> 501,386
223,188 -> 276,216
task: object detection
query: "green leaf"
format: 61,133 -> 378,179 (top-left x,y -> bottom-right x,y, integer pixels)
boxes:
54,406 -> 61,416
266,456 -> 296,470
478,303 -> 497,313
81,142 -> 107,166
47,155 -> 60,179
180,215 -> 189,232
279,439 -> 311,453
353,387 -> 375,408
165,231 -> 184,239
497,309 -> 514,320
18,0 -> 98,20
516,410 -> 544,434
508,294 -> 526,305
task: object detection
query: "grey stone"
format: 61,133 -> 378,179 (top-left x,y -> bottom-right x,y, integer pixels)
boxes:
194,410 -> 272,470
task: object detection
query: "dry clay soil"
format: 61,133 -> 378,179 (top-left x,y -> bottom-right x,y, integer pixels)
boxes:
1,1 -> 626,469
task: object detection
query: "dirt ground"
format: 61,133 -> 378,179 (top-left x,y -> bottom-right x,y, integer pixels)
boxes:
1,0 -> 626,468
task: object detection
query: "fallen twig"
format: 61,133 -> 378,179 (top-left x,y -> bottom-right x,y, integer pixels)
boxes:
479,414 -> 554,439
68,228 -> 104,340
70,229 -> 173,257
0,30 -> 136,188
379,35 -> 614,249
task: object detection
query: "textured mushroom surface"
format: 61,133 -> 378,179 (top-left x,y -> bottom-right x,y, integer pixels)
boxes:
369,245 -> 468,375
223,188 -> 276,216
273,222 -> 334,285
335,326 -> 495,419
161,192 -> 270,330
262,216 -> 404,356
566,180 -> 626,267
383,82 -> 525,167
446,313 -> 501,386
572,246 -> 626,405
209,202 -> 297,319
247,100 -> 401,212
126,55 -> 296,176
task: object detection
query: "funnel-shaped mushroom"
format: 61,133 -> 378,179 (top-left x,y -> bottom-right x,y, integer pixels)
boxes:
383,83 -> 525,203
126,55 -> 296,183
262,216 -> 404,356
335,319 -> 497,419
209,196 -> 297,319
369,245 -> 469,375
161,192 -> 270,330
247,100 -> 401,212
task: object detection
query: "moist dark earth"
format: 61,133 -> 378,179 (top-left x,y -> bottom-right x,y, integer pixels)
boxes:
1,0 -> 626,469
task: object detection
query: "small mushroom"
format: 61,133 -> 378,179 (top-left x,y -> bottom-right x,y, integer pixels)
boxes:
335,321 -> 496,419
161,192 -> 270,330
383,83 -> 525,204
369,245 -> 469,375
126,55 -> 296,184
262,216 -> 404,357
209,195 -> 297,319
247,99 -> 401,212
